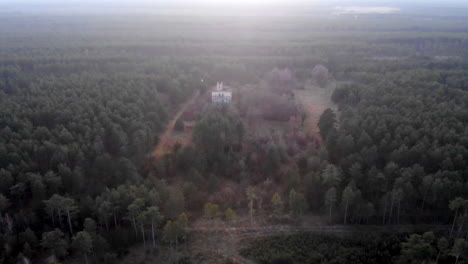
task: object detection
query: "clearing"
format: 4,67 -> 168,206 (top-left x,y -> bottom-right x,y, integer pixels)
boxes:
294,83 -> 336,133
119,213 -> 446,264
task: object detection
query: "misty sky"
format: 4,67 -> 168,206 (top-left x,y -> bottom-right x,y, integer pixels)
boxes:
1,0 -> 467,14
3,0 -> 465,6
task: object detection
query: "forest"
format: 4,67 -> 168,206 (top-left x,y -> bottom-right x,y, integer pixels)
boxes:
0,10 -> 467,264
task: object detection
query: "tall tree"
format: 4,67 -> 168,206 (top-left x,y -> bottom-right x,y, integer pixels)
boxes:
420,175 -> 433,215
449,198 -> 465,238
97,200 -> 112,231
435,237 -> 448,263
127,198 -> 145,238
399,232 -> 436,264
325,187 -> 337,223
41,229 -> 68,258
381,192 -> 390,225
318,108 -> 337,140
271,192 -> 284,216
289,189 -> 307,218
166,188 -> 185,219
394,188 -> 404,224
341,184 -> 355,224
175,213 -> 189,250
83,218 -> 97,235
44,194 -> 78,232
451,239 -> 468,264
44,195 -> 60,227
246,186 -> 256,227
311,64 -> 329,87
387,188 -> 403,224
44,171 -> 62,194
163,220 -> 176,249
0,194 -> 10,226
321,164 -> 341,188
72,231 -> 93,264
145,206 -> 163,248
0,169 -> 13,194
162,213 -> 189,251
264,145 -> 280,177
137,212 -> 147,247
62,197 -> 78,235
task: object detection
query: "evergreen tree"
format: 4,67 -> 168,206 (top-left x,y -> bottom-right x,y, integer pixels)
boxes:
41,229 -> 68,258
271,192 -> 284,216
72,231 -> 93,264
289,189 -> 307,218
318,108 -> 337,139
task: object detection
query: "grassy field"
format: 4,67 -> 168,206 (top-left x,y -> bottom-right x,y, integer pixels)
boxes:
294,84 -> 336,133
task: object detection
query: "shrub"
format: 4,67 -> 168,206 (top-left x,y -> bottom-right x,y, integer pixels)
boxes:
175,118 -> 184,131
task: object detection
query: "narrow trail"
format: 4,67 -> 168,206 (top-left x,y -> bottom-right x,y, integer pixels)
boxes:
153,90 -> 200,161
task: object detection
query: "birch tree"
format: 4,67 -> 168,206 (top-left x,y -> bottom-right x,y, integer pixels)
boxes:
127,198 -> 144,238
449,197 -> 465,238
137,212 -> 147,247
44,195 -> 62,227
97,200 -> 112,231
62,197 -> 78,235
246,186 -> 256,226
341,184 -> 355,224
381,192 -> 390,225
44,194 -> 78,234
420,175 -> 433,215
325,187 -> 337,223
145,206 -> 163,248
451,239 -> 468,264
394,188 -> 404,224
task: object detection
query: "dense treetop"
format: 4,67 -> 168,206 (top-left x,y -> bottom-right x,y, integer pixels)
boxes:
0,13 -> 467,264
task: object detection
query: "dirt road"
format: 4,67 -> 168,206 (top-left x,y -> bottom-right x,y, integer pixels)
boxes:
153,90 -> 200,161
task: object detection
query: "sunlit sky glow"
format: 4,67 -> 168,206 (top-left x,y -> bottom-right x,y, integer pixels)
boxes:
1,0 -> 466,14
2,0 -> 461,5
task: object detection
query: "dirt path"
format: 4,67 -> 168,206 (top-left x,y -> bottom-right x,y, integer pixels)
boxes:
153,90 -> 200,161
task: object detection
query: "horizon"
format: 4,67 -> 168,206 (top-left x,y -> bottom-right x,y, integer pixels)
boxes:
2,0 -> 468,15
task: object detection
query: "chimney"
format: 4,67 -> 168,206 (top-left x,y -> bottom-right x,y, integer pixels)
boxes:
216,81 -> 223,91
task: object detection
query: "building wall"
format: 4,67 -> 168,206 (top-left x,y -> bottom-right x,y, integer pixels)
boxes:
212,91 -> 232,103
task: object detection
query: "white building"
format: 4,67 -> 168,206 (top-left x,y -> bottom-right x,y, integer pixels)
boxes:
212,82 -> 232,103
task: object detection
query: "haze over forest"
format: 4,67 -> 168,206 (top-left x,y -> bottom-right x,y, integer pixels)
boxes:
0,0 -> 467,264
